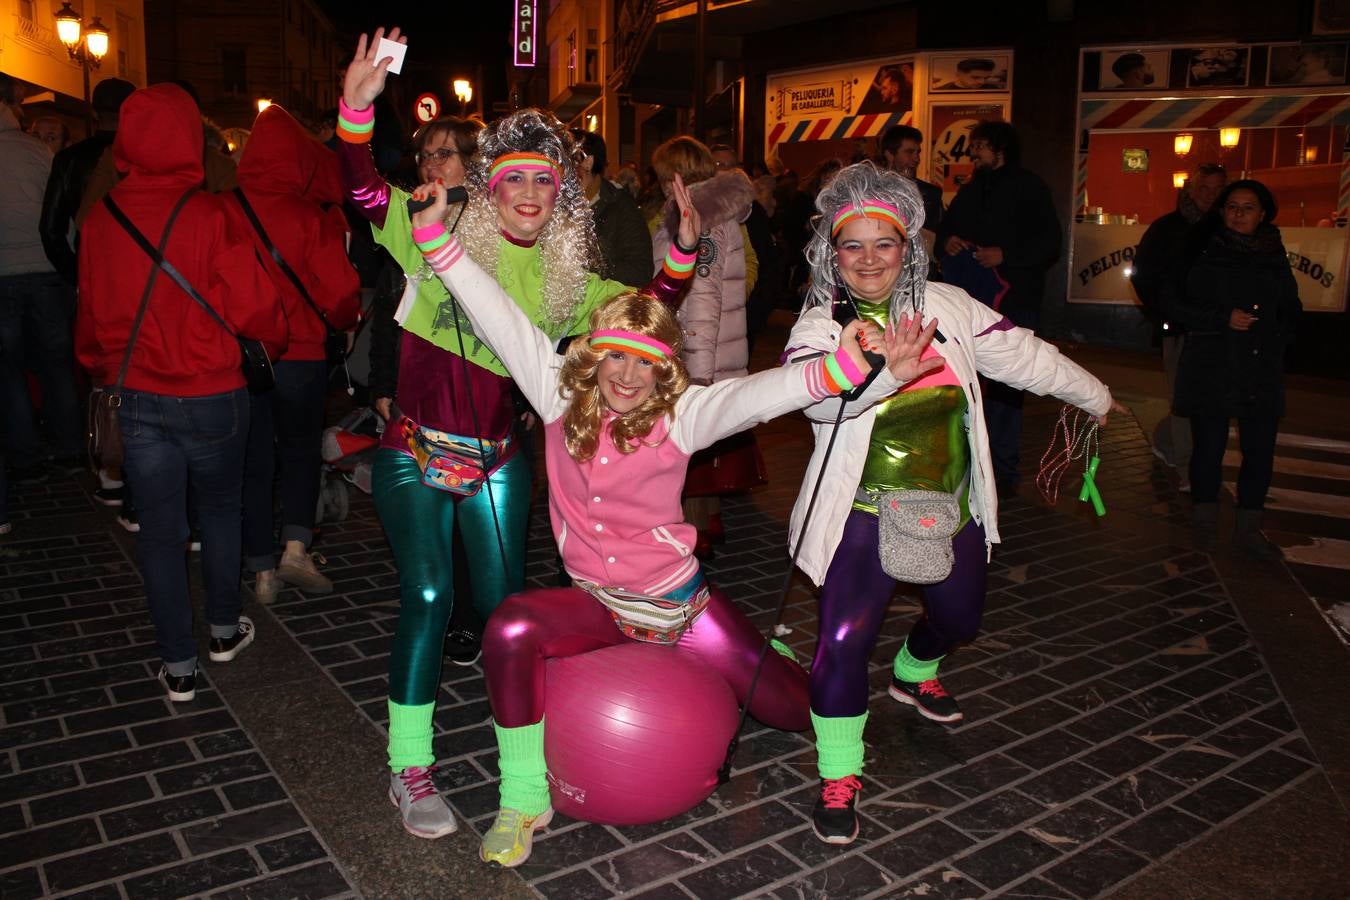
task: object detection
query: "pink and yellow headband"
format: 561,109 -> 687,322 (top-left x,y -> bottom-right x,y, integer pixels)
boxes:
488,152 -> 563,194
830,199 -> 909,239
589,329 -> 672,363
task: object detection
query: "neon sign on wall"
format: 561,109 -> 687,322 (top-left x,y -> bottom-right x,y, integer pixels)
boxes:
515,0 -> 536,68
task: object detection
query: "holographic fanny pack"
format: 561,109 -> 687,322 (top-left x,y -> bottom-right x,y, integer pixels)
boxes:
576,574 -> 712,644
400,417 -> 508,497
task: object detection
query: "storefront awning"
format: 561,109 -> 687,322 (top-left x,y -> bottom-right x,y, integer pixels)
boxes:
767,109 -> 912,148
1082,94 -> 1350,131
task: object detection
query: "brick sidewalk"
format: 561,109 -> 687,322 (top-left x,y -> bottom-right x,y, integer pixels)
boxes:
1,364 -> 1344,898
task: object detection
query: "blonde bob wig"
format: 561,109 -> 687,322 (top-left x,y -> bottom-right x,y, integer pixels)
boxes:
559,291 -> 689,461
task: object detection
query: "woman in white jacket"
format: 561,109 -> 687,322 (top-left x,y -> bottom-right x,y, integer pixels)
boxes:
784,162 -> 1123,846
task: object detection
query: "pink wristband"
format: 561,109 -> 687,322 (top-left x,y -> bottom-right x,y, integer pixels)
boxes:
831,347 -> 867,385
412,223 -> 447,243
338,98 -> 374,124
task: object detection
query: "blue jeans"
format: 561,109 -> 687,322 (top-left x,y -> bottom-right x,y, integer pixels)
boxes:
242,360 -> 328,572
0,272 -> 82,462
119,388 -> 249,666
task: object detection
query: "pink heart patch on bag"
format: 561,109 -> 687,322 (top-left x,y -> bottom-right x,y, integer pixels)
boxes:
919,516 -> 936,528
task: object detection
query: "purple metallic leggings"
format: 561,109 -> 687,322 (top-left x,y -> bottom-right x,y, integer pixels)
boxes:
811,512 -> 987,718
483,586 -> 811,731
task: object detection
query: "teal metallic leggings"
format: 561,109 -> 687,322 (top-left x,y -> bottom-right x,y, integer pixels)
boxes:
373,448 -> 531,707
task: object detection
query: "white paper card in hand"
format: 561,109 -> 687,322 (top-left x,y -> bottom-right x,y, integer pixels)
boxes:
375,37 -> 406,75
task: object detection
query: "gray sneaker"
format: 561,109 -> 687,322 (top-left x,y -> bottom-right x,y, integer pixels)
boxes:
388,766 -> 458,839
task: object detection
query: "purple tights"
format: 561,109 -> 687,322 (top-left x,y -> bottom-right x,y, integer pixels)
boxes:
483,586 -> 811,731
811,511 -> 987,718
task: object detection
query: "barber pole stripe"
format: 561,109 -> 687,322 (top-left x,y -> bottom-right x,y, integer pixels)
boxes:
1081,94 -> 1350,131
767,110 -> 913,148
1338,148 -> 1350,217
1075,150 -> 1090,213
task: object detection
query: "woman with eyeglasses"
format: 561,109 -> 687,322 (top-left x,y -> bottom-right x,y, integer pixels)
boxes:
1168,179 -> 1300,559
783,162 -> 1121,845
337,27 -> 701,843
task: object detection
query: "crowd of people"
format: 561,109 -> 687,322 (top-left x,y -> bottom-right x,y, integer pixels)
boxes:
0,22 -> 1298,870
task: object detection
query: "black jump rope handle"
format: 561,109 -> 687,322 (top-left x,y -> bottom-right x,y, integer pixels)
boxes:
406,185 -> 469,215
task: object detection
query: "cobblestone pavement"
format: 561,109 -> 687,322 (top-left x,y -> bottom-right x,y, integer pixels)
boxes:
1,387 -> 1341,898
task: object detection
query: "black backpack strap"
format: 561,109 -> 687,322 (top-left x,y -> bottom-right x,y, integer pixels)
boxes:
104,192 -> 231,337
233,186 -> 337,335
105,187 -> 199,392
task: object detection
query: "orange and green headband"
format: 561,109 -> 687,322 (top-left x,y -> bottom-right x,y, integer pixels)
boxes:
831,199 -> 909,239
589,329 -> 672,363
488,153 -> 563,194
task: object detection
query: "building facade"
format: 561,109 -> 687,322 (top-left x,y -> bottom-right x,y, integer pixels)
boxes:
144,0 -> 340,132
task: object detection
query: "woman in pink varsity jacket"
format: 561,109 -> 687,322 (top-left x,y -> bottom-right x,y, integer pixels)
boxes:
406,179 -> 942,869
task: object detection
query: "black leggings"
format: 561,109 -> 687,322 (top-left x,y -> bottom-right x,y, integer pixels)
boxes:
1188,414 -> 1278,509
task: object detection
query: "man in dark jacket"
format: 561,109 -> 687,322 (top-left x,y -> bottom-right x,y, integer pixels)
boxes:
881,124 -> 943,281
938,120 -> 1061,494
39,77 -> 135,285
571,129 -> 651,287
1130,163 -> 1227,483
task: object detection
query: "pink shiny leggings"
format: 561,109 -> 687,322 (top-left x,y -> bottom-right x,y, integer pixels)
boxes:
483,586 -> 811,731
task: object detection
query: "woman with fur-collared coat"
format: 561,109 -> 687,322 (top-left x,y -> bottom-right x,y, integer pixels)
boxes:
651,138 -> 757,555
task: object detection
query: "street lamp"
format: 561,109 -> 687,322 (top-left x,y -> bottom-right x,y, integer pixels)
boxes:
453,78 -> 473,116
53,2 -> 109,133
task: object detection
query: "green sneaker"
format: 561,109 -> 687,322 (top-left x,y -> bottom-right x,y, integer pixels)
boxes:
480,806 -> 554,867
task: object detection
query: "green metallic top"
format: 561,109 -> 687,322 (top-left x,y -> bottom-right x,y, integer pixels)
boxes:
850,297 -> 971,525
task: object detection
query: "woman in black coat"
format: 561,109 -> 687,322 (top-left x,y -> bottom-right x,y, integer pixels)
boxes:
1168,179 -> 1300,559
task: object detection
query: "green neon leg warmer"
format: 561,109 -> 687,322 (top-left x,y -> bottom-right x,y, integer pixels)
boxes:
494,719 -> 551,816
893,640 -> 943,683
387,701 -> 435,772
811,711 -> 868,781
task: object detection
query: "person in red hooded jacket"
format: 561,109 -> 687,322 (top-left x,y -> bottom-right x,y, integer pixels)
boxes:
229,105 -> 361,602
75,83 -> 288,703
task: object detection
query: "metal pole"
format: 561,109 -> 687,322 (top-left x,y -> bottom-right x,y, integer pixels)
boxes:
82,56 -> 94,138
693,0 -> 706,141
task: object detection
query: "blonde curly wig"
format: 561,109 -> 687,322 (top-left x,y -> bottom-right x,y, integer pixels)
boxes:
559,292 -> 689,461
454,108 -> 601,333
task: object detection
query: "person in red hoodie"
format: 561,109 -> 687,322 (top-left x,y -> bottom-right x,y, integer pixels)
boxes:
230,105 -> 361,602
75,83 -> 288,703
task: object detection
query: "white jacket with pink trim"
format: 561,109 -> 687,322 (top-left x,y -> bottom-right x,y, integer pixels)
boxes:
784,282 -> 1114,586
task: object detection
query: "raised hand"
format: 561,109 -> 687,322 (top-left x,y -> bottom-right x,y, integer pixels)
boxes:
880,313 -> 943,383
344,27 -> 405,111
410,181 -> 448,229
670,173 -> 702,250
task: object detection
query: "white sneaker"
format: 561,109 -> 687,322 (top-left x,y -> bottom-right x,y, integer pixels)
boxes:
389,766 -> 458,839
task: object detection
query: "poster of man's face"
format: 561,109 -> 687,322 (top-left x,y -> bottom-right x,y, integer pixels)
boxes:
1186,47 -> 1249,87
930,55 -> 1010,92
1099,49 -> 1170,90
857,60 -> 915,116
1268,44 -> 1348,86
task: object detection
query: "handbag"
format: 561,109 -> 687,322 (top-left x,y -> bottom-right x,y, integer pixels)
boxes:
104,194 -> 275,393
876,489 -> 962,584
88,188 -> 198,469
575,577 -> 713,644
232,187 -> 350,370
398,415 -> 508,497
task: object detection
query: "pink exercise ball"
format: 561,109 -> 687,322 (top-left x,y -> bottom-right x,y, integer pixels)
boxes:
543,642 -> 739,825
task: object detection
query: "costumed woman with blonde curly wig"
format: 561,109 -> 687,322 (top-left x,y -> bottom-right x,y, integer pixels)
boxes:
783,162 -> 1124,845
403,174 -> 942,867
336,27 -> 701,841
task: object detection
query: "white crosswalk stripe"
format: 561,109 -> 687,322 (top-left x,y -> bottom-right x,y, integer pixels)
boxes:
1225,432 -> 1350,644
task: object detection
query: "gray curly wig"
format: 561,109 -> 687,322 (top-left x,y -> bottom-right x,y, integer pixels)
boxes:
454,108 -> 600,331
802,161 -> 929,320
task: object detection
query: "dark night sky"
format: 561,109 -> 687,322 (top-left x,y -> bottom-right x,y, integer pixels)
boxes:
317,3 -> 518,119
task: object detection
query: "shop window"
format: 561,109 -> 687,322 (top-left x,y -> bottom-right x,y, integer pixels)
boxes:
1072,99 -> 1350,312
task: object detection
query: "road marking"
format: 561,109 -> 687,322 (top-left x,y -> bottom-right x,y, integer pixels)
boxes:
1278,536 -> 1350,571
1223,449 -> 1350,482
1228,483 -> 1350,518
1231,429 -> 1350,453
